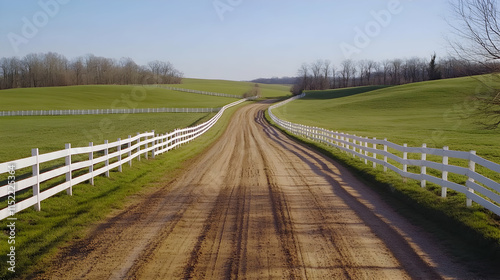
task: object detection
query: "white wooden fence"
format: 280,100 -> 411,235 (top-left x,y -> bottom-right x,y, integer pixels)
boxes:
156,85 -> 243,99
0,98 -> 249,220
269,94 -> 500,216
0,107 -> 220,117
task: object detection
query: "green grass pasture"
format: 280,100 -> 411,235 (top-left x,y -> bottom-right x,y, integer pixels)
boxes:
177,78 -> 291,98
269,76 -> 500,266
0,85 -> 237,111
274,77 -> 500,163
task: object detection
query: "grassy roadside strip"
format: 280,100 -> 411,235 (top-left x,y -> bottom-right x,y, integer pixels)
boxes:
264,110 -> 500,268
0,101 -> 251,280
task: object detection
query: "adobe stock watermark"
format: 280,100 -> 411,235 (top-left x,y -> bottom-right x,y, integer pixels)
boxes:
6,164 -> 17,273
7,0 -> 71,53
340,0 -> 407,59
213,0 -> 243,21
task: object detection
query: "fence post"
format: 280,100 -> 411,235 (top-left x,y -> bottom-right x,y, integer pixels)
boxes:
403,144 -> 408,183
172,129 -> 176,148
105,140 -> 110,177
89,142 -> 94,185
151,130 -> 155,159
364,137 -> 369,164
65,143 -> 73,196
421,143 -> 427,188
145,132 -> 149,160
441,146 -> 448,198
353,135 -> 357,158
160,134 -> 165,153
383,138 -> 388,172
117,138 -> 122,172
128,135 -> 132,167
137,132 -> 141,161
372,138 -> 377,169
32,148 -> 41,211
467,150 -> 476,207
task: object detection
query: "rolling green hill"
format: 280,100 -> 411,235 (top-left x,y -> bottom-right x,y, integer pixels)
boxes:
0,85 -> 238,111
0,80 -> 250,162
0,113 -> 214,162
177,78 -> 291,98
273,76 -> 500,163
0,80 -> 291,113
0,79 -> 291,161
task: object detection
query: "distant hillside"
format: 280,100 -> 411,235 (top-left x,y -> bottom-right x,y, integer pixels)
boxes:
179,78 -> 291,98
250,77 -> 297,85
273,75 -> 500,163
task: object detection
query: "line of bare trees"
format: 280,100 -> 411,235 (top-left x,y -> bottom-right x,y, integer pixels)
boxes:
291,56 -> 496,95
0,52 -> 183,90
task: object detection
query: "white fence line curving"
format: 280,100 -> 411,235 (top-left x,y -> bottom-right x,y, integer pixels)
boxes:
0,107 -> 221,117
269,94 -> 500,216
155,85 -> 243,99
0,98 -> 249,220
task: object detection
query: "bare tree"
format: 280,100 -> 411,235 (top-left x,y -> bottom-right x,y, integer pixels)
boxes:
310,60 -> 323,90
340,59 -> 356,87
389,59 -> 403,85
289,54 -> 498,96
404,57 -> 420,83
365,60 -> 377,85
449,0 -> 500,127
0,57 -> 22,89
291,63 -> 310,95
449,0 -> 500,63
23,53 -> 43,87
70,57 -> 84,85
358,60 -> 368,86
382,60 -> 391,85
0,52 -> 182,89
326,61 -> 336,88
322,60 -> 332,89
119,57 -> 138,84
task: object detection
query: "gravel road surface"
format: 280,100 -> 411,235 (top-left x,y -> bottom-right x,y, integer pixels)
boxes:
35,101 -> 481,279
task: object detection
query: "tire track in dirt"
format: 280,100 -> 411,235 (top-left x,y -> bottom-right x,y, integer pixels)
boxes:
35,100 -> 482,280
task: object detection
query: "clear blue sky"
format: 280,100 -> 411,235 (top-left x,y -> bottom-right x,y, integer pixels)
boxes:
0,0 -> 453,81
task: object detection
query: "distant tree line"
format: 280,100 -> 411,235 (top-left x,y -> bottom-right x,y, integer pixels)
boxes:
251,76 -> 297,85
290,55 -> 497,95
0,52 -> 183,90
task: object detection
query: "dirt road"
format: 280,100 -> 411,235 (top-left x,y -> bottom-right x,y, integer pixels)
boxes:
37,101 -> 477,279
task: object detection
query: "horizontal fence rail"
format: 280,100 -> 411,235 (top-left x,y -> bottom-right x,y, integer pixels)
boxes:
0,98 -> 249,220
155,85 -> 243,99
0,107 -> 221,117
268,94 -> 500,216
